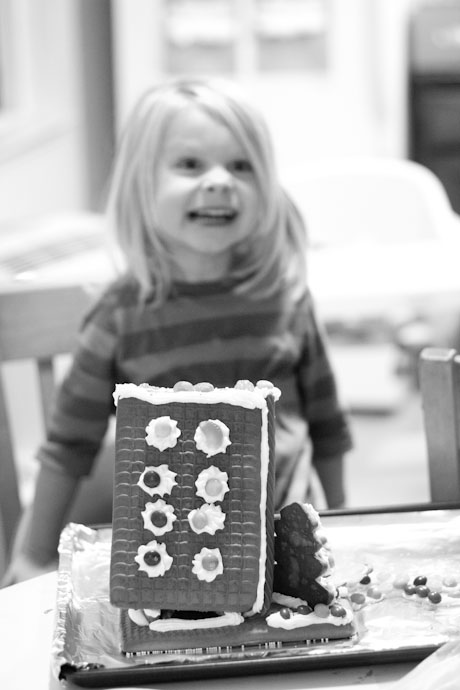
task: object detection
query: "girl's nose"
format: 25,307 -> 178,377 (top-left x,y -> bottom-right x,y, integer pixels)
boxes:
202,167 -> 232,192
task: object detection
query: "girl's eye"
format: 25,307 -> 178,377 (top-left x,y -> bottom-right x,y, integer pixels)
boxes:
176,157 -> 201,171
231,159 -> 253,173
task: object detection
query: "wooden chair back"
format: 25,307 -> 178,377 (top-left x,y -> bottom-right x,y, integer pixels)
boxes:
0,283 -> 96,561
419,347 -> 460,502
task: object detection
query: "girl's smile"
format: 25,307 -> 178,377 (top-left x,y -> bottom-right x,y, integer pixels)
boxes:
187,207 -> 238,225
154,105 -> 260,281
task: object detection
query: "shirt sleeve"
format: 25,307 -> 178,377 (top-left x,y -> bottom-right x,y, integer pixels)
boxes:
21,463 -> 81,565
297,290 -> 353,459
36,292 -> 118,478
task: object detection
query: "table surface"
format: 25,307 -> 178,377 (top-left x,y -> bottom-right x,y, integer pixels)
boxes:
0,571 -> 422,690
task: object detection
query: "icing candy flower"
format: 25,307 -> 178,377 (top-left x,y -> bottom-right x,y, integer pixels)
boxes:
188,503 -> 226,534
194,419 -> 231,457
134,540 -> 173,577
137,464 -> 177,497
141,499 -> 177,536
192,547 -> 224,582
145,416 -> 181,451
195,466 -> 229,503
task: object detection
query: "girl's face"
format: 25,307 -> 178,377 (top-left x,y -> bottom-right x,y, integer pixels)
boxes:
153,105 -> 260,280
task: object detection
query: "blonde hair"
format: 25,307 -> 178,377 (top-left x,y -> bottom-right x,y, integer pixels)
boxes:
107,77 -> 307,305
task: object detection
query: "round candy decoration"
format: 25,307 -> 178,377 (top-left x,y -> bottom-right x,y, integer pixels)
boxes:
428,591 -> 442,604
330,603 -> 347,618
192,547 -> 224,582
297,604 -> 313,616
234,380 -> 255,391
137,464 -> 177,497
194,419 -> 231,458
194,382 -> 215,392
141,499 -> 176,536
173,380 -> 194,391
145,416 -> 181,451
134,540 -> 173,577
195,466 -> 229,503
314,603 -> 330,619
188,503 -> 226,535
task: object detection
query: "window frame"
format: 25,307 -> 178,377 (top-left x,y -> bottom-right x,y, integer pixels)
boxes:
0,0 -> 77,164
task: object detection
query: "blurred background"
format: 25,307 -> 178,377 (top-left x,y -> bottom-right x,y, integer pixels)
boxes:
2,0 -> 460,510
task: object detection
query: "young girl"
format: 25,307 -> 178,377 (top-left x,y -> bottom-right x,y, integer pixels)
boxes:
7,78 -> 352,583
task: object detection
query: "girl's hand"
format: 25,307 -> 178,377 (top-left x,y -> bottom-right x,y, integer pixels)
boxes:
1,553 -> 56,587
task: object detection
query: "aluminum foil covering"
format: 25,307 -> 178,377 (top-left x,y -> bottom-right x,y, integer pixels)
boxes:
52,508 -> 460,683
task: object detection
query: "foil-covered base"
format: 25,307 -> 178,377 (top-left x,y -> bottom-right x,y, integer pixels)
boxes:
52,508 -> 460,683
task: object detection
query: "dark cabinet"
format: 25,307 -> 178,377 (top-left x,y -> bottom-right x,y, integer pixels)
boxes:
408,2 -> 460,214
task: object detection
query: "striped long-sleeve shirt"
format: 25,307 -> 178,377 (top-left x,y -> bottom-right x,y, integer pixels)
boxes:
37,276 -> 352,508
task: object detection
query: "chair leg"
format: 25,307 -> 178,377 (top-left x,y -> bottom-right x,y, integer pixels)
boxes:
420,347 -> 460,502
0,386 -> 21,555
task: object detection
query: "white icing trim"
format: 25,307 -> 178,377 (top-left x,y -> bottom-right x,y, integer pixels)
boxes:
113,383 -> 280,408
148,612 -> 244,633
248,404 -> 269,615
128,609 -> 149,626
272,592 -> 308,608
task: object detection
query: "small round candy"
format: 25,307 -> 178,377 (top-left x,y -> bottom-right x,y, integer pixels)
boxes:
143,470 -> 161,488
330,603 -> 347,618
150,510 -> 167,528
360,575 -> 371,585
297,604 -> 313,615
191,512 -> 208,530
404,584 -> 416,595
413,575 -> 427,587
154,420 -> 173,438
314,603 -> 330,618
367,586 -> 383,600
280,607 -> 291,620
194,382 -> 214,392
415,585 -> 429,598
173,380 -> 194,391
256,380 -> 274,390
144,550 -> 161,566
235,380 -> 255,391
428,591 -> 442,604
201,554 -> 219,571
443,576 -> 458,588
350,592 -> 366,605
205,478 -> 223,497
